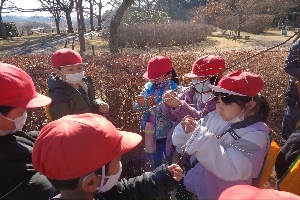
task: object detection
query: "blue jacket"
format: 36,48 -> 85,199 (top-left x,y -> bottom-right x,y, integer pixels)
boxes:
133,80 -> 178,139
284,39 -> 300,109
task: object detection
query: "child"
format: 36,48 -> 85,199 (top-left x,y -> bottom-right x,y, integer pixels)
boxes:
172,71 -> 271,200
162,55 -> 225,160
32,113 -> 183,200
48,48 -> 109,120
0,62 -> 58,199
133,56 -> 179,169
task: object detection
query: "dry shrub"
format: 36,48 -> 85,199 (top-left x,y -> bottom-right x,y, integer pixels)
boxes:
118,22 -> 214,49
0,49 -> 291,184
241,15 -> 275,34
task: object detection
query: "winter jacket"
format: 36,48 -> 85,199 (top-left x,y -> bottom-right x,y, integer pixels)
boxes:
48,72 -> 106,120
133,80 -> 178,139
275,132 -> 300,179
162,87 -> 216,155
0,131 -> 58,200
284,39 -> 300,109
172,111 -> 270,199
51,164 -> 178,200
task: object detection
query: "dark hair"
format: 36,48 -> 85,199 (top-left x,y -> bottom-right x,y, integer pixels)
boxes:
0,105 -> 15,116
48,177 -> 81,190
47,165 -> 107,190
213,92 -> 270,122
166,68 -> 180,85
210,76 -> 219,86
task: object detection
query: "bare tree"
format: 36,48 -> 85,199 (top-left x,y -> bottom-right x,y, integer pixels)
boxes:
76,0 -> 85,51
57,0 -> 75,33
109,0 -> 135,53
39,0 -> 64,34
0,0 -> 7,39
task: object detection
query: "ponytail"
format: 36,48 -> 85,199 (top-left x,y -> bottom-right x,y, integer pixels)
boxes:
256,95 -> 270,122
169,68 -> 180,85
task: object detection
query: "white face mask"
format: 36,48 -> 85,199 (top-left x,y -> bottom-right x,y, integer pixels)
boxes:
0,111 -> 27,136
192,79 -> 211,93
64,71 -> 84,84
98,161 -> 122,193
228,109 -> 245,123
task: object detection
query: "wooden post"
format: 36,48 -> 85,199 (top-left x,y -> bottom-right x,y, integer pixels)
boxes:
64,40 -> 68,48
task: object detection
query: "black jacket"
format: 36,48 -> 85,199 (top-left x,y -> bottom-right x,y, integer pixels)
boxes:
275,132 -> 300,179
284,39 -> 300,109
51,164 -> 178,200
0,131 -> 58,200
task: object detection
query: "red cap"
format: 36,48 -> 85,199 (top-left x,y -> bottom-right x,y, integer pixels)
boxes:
209,71 -> 264,97
184,55 -> 225,78
0,62 -> 51,108
143,56 -> 172,79
219,185 -> 300,200
51,49 -> 88,68
32,113 -> 142,180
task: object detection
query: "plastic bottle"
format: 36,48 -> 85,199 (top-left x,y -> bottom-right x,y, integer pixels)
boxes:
144,122 -> 156,153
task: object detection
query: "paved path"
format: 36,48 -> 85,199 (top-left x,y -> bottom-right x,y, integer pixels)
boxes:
0,32 -> 100,56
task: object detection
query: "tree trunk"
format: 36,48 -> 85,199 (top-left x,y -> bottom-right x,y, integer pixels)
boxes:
55,17 -> 60,34
97,0 -> 102,31
109,0 -> 134,54
89,0 -> 94,31
0,10 -> 6,39
76,0 -> 85,51
66,10 -> 74,33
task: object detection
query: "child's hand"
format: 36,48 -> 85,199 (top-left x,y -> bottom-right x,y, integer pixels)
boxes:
163,91 -> 181,108
136,95 -> 145,107
99,103 -> 109,113
181,115 -> 198,134
168,164 -> 183,182
146,95 -> 157,106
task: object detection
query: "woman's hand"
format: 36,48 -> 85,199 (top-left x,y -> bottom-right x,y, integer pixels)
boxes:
168,164 -> 184,182
163,91 -> 181,108
181,115 -> 198,134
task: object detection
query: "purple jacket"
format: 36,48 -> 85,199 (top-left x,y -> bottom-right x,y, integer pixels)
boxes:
162,88 -> 216,155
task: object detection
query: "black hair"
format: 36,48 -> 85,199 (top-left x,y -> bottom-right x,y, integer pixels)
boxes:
0,105 -> 15,117
48,177 -> 81,190
213,92 -> 270,122
166,68 -> 180,85
210,76 -> 219,85
47,165 -> 107,191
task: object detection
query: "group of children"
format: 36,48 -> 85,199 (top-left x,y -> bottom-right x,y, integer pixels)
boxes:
0,48 -> 299,200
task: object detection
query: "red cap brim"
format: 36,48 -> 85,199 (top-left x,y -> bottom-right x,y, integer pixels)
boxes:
118,131 -> 142,156
23,93 -> 52,108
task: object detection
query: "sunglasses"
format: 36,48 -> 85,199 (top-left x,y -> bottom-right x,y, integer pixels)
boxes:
148,70 -> 172,81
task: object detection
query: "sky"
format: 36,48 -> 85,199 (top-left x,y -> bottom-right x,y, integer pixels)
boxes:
2,0 -> 111,17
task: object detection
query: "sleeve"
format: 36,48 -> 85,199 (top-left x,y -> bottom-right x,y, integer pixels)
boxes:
85,77 -> 106,113
184,126 -> 266,181
162,103 -> 178,122
100,164 -> 178,200
172,122 -> 194,153
284,41 -> 300,79
171,101 -> 201,120
50,103 -> 71,120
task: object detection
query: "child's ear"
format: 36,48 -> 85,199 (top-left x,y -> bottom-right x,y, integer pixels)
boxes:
52,68 -> 66,80
246,101 -> 256,110
81,174 -> 99,193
